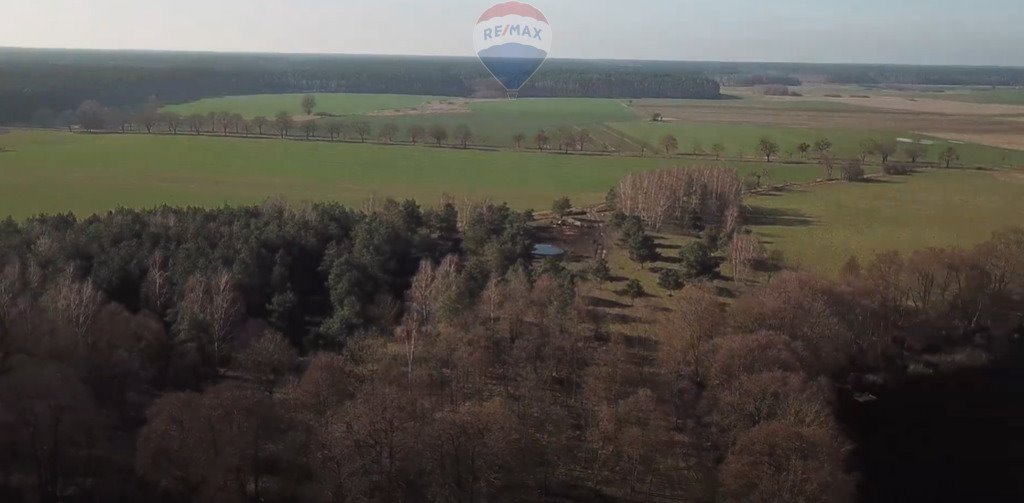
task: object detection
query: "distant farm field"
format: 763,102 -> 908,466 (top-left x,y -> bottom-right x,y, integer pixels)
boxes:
609,120 -> 1024,167
750,168 -> 1024,275
908,87 -> 1024,106
163,93 -> 443,118
0,130 -> 827,220
754,84 -> 1024,107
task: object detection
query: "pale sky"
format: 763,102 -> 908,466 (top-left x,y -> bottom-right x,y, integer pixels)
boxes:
3,0 -> 1023,66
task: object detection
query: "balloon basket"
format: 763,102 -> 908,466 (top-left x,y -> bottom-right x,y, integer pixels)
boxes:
506,91 -> 519,101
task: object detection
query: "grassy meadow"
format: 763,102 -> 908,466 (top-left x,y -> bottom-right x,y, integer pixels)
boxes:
0,129 -> 831,220
163,93 -> 443,117
749,168 -> 1024,275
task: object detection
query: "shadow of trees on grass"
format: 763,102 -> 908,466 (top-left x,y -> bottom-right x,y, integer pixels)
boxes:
745,206 -> 816,227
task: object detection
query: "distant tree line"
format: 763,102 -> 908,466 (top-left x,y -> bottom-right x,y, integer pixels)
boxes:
823,65 -> 1024,86
719,73 -> 803,87
525,71 -> 720,99
647,132 -> 966,180
704,60 -> 1024,87
0,48 -> 721,124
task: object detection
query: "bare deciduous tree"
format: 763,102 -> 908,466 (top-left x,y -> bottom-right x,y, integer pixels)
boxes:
758,137 -> 780,163
732,272 -> 854,375
939,146 -> 960,168
659,134 -> 679,155
512,132 -> 526,149
875,139 -> 897,164
273,111 -> 294,138
379,122 -> 399,143
209,271 -> 242,365
454,124 -> 473,148
235,329 -> 296,392
49,272 -> 105,347
137,382 -> 278,503
301,119 -> 318,139
534,129 -> 550,150
657,286 -> 722,383
408,124 -> 426,144
399,255 -> 459,381
708,331 -> 804,386
711,142 -> 726,160
428,124 -> 448,146
75,100 -> 107,132
903,142 -> 928,163
326,120 -> 345,140
135,100 -> 160,133
252,116 -> 269,135
141,252 -> 172,316
720,422 -> 853,503
178,271 -> 243,367
729,232 -> 766,283
352,121 -> 372,142
710,371 -> 833,442
301,94 -> 318,115
616,167 -> 743,233
575,129 -> 593,151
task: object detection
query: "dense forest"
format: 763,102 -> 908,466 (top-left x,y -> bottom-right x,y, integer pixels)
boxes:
0,169 -> 1021,501
0,48 -> 721,123
6,48 -> 1024,125
690,61 -> 1024,87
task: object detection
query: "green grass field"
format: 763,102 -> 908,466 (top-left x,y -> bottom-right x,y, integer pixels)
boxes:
163,93 -> 442,117
749,168 -> 1024,275
0,130 -> 834,219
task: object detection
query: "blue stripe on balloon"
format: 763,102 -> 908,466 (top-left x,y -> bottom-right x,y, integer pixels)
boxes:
477,43 -> 548,91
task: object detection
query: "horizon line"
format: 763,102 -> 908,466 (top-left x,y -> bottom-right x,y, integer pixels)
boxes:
2,45 -> 1023,70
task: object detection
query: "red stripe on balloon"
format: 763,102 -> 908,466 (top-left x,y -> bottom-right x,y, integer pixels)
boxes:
477,1 -> 548,23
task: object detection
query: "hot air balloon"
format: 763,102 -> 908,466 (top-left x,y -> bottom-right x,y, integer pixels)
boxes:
473,2 -> 552,99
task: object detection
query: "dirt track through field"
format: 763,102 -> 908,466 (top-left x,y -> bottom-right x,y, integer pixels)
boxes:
367,100 -> 472,116
598,124 -> 648,152
914,131 -> 1024,152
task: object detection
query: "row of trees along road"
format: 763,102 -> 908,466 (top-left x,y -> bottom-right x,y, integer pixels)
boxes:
655,132 -> 963,169
64,99 -> 606,151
